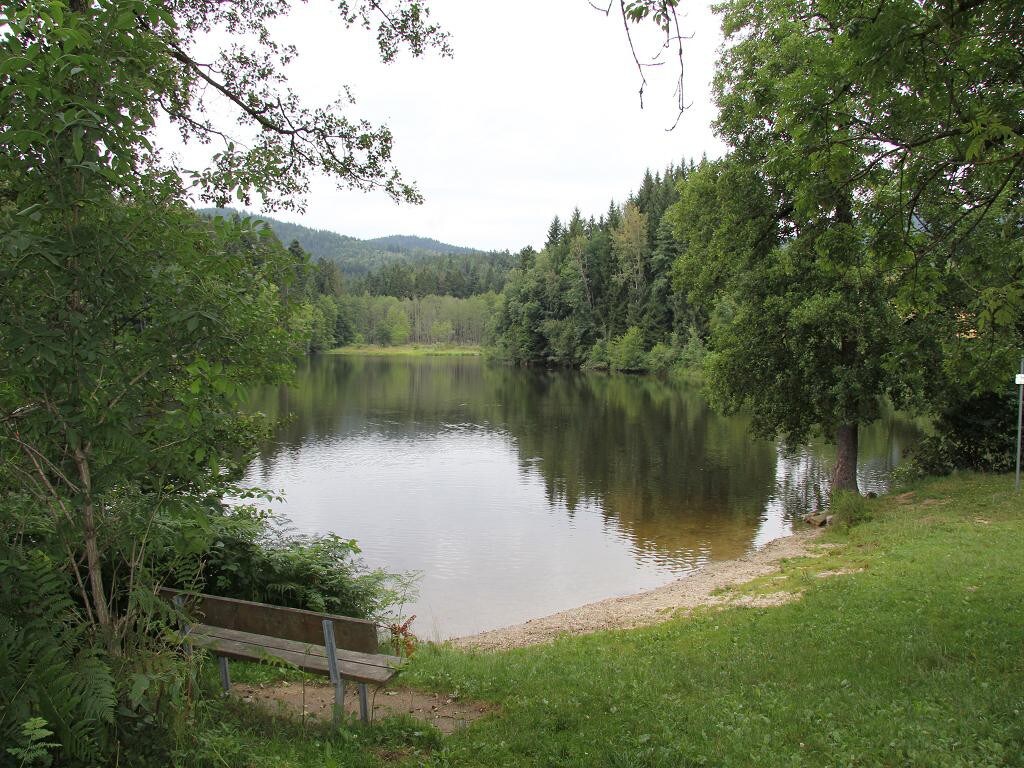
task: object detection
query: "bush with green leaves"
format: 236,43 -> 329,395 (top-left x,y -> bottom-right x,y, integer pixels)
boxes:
908,392 -> 1018,476
0,486 -> 410,767
644,342 -> 679,375
584,340 -> 610,371
192,505 -> 413,621
608,326 -> 648,372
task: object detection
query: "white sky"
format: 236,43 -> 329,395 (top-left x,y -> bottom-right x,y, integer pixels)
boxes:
162,0 -> 726,252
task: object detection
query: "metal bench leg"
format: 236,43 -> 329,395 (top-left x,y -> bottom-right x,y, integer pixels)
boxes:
358,683 -> 369,724
334,679 -> 346,726
218,656 -> 231,693
323,619 -> 344,726
172,594 -> 193,660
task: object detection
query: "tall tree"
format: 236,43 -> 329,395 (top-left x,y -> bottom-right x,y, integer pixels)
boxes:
0,0 -> 449,644
545,216 -> 564,250
315,258 -> 346,298
611,202 -> 650,328
672,3 -> 903,492
633,0 -> 1024,406
654,0 -> 1024,492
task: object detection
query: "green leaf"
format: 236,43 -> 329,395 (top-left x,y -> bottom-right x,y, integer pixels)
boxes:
0,55 -> 30,77
72,126 -> 84,162
128,674 -> 150,707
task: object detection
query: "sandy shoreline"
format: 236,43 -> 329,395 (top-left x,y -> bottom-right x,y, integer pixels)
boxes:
451,528 -> 825,651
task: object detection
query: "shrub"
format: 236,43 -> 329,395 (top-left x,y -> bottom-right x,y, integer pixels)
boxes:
830,490 -> 874,530
0,544 -> 116,767
907,391 -> 1017,476
608,326 -> 647,372
179,505 -> 414,622
677,326 -> 708,368
584,340 -> 609,370
1,493 -> 411,767
645,342 -> 679,374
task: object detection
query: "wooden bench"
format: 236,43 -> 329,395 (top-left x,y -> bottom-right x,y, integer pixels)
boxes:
161,588 -> 405,723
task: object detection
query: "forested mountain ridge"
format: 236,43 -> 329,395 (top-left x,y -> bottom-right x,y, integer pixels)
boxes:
365,234 -> 481,255
199,207 -> 490,275
352,251 -> 516,298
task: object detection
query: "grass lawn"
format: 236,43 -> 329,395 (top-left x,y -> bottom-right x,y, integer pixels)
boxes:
328,344 -> 484,357
196,474 -> 1024,767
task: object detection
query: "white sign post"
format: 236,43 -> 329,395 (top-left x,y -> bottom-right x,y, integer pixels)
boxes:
1017,358 -> 1024,493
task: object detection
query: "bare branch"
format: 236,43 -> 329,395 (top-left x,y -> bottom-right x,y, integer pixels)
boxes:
619,0 -> 649,109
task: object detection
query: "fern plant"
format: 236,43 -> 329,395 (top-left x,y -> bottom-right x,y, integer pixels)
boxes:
5,717 -> 59,767
181,505 -> 416,622
0,545 -> 116,766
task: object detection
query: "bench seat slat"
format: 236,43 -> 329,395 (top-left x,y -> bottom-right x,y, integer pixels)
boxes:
193,624 -> 406,670
185,632 -> 398,685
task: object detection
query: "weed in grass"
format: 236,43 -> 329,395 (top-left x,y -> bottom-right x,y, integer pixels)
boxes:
830,489 -> 875,530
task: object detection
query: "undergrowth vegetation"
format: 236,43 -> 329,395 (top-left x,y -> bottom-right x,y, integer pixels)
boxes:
0,505 -> 411,767
182,505 -> 413,618
0,547 -> 116,766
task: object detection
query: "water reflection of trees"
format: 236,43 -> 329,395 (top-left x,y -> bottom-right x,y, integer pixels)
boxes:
486,368 -> 782,564
245,356 -> 920,565
247,356 -> 497,451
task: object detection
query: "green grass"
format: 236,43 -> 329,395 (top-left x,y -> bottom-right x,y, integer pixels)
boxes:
328,344 -> 483,357
188,695 -> 442,768
195,474 -> 1024,767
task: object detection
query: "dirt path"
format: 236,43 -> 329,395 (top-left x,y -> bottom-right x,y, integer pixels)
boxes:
452,529 -> 826,652
233,681 -> 494,734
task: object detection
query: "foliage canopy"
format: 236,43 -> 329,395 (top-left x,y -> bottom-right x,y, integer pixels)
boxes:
1,0 -> 447,761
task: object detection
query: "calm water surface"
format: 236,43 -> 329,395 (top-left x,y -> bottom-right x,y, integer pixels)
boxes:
241,355 -> 920,639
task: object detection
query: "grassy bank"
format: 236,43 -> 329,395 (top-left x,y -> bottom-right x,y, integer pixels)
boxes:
328,344 -> 483,357
194,474 -> 1024,766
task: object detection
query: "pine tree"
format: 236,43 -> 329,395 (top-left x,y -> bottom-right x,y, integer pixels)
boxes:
545,216 -> 564,250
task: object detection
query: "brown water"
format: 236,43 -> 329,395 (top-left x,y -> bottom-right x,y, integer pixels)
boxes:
241,354 -> 920,639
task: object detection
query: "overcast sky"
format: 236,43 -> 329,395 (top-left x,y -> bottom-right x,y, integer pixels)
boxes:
163,0 -> 726,252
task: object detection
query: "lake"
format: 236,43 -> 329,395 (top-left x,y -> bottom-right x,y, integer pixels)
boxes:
241,354 -> 920,639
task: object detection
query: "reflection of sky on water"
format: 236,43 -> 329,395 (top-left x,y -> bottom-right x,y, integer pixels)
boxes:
239,357 -> 919,639
751,444 -> 900,550
245,429 -> 694,640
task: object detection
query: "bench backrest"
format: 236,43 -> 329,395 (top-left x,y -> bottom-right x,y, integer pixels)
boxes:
159,588 -> 379,653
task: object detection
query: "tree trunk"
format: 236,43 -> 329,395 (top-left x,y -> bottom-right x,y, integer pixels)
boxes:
832,422 -> 860,495
82,499 -> 112,629
74,447 -> 112,636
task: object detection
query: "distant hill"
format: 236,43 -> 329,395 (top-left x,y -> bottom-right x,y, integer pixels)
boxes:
364,234 -> 480,256
198,208 -> 488,276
